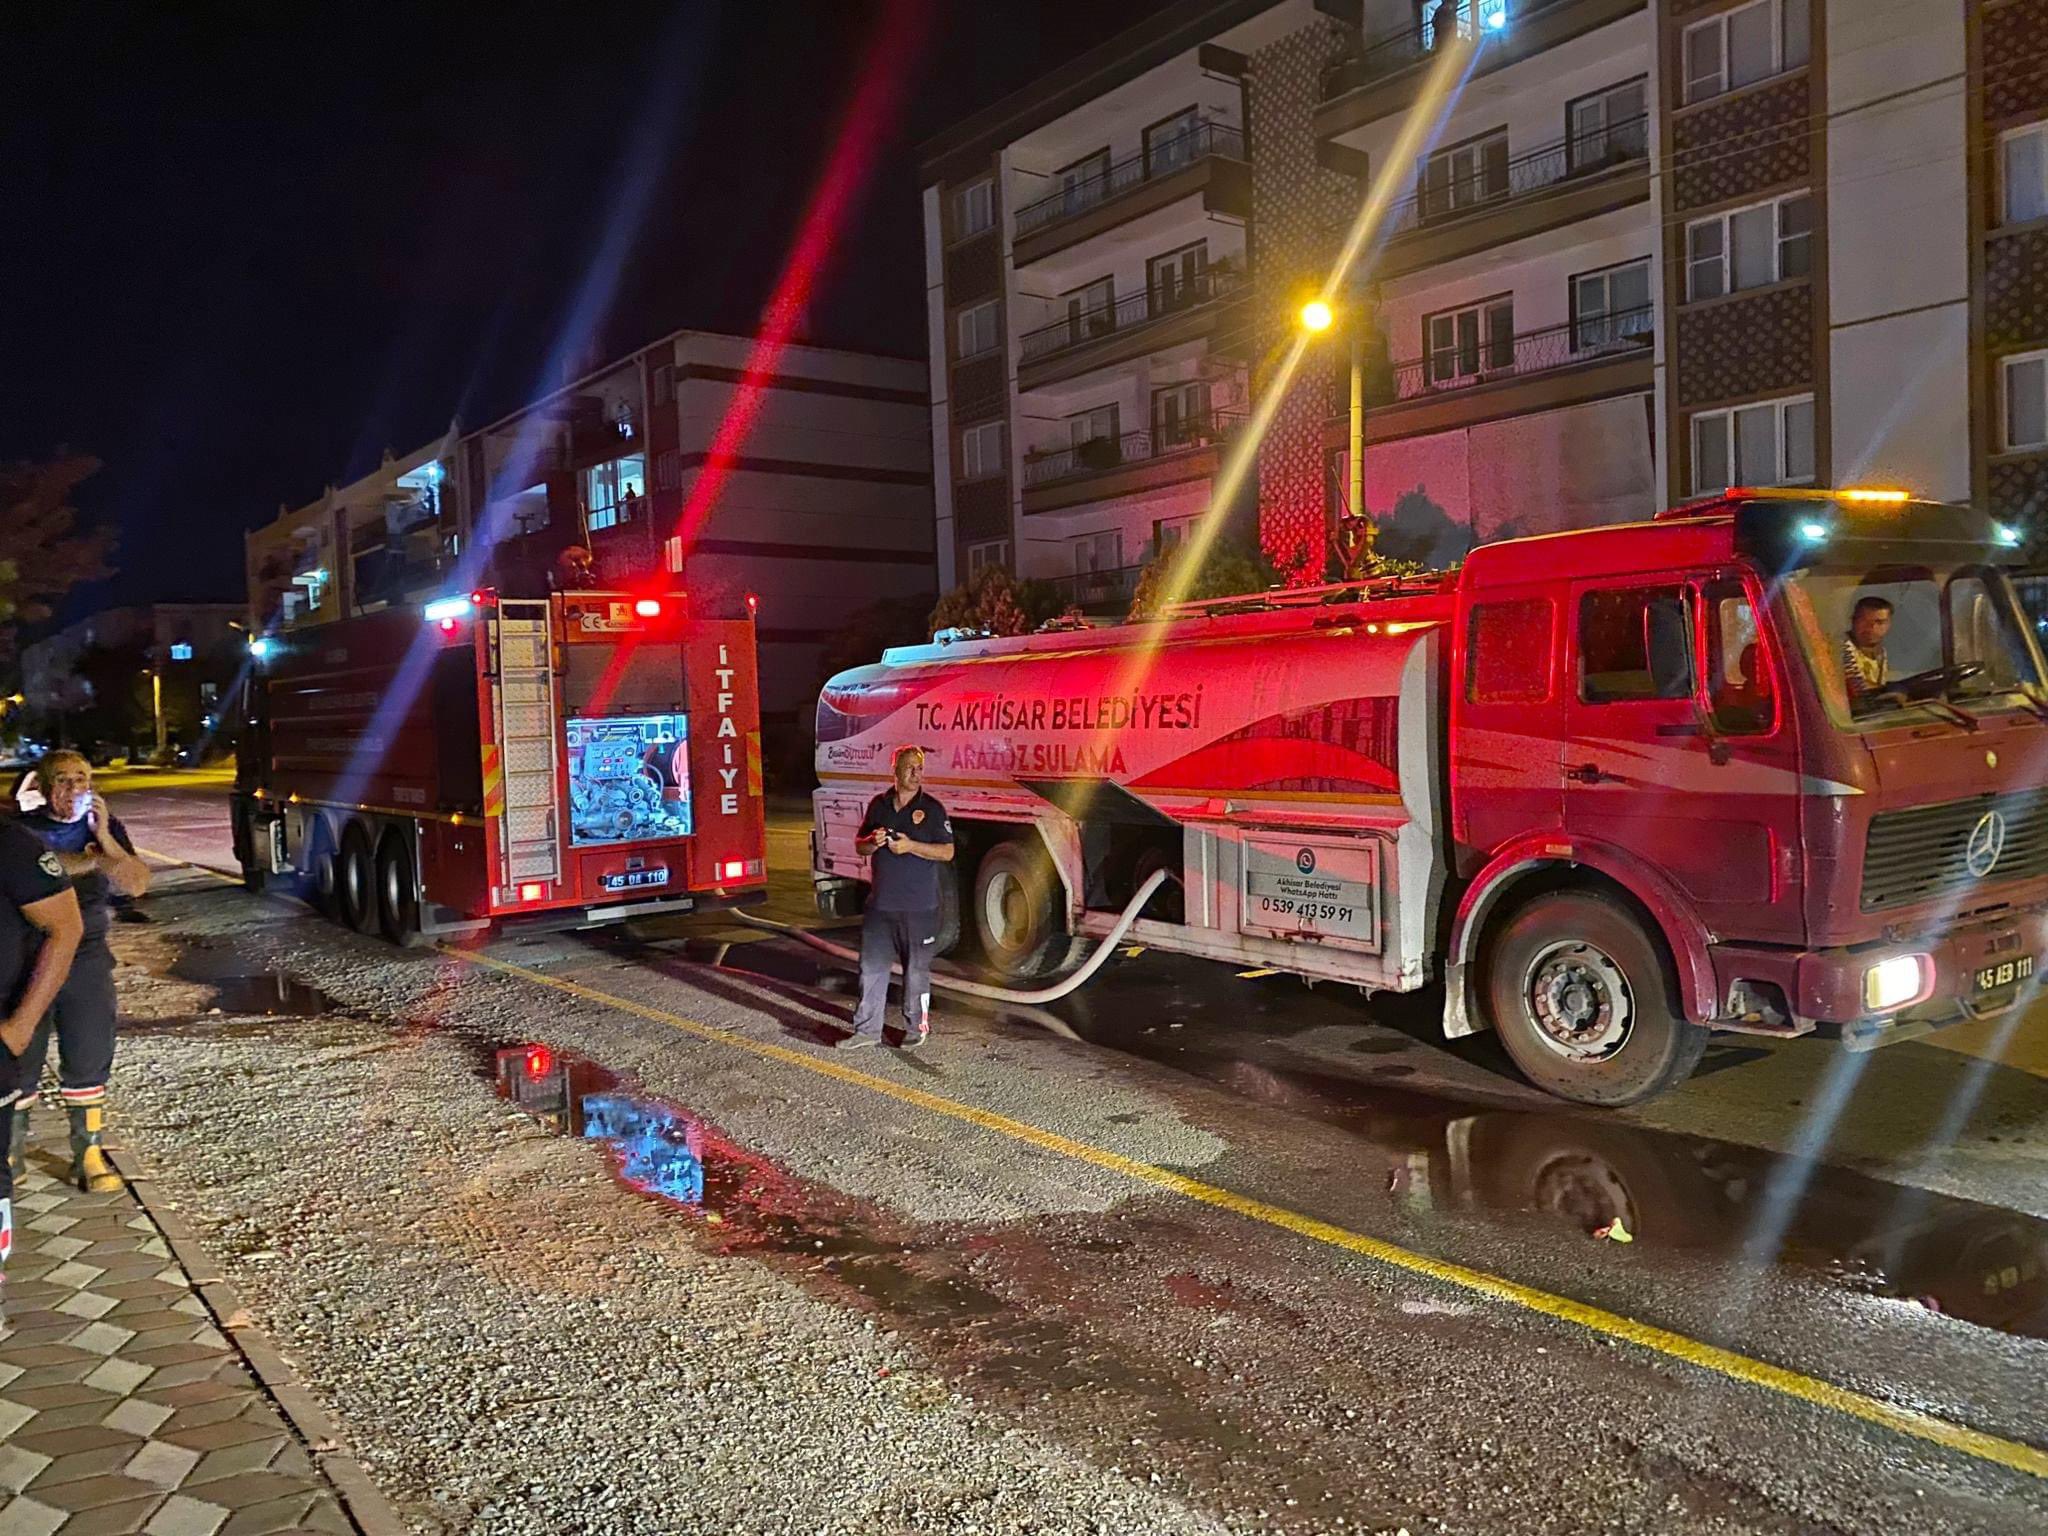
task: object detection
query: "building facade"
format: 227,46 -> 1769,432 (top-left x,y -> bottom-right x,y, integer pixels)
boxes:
246,330 -> 933,741
925,0 -> 2041,596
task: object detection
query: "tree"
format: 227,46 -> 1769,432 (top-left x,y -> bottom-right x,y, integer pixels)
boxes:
0,456 -> 116,657
1127,537 -> 1285,619
928,566 -> 1076,637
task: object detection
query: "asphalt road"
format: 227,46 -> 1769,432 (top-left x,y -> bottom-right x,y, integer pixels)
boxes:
95,770 -> 2048,1533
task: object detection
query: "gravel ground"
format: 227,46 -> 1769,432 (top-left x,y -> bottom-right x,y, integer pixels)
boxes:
93,881 -> 2048,1536
104,911 -> 1238,1536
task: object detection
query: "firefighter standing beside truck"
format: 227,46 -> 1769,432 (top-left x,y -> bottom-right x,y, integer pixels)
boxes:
844,747 -> 954,1049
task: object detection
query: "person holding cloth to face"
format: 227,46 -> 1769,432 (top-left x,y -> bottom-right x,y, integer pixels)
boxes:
844,747 -> 954,1049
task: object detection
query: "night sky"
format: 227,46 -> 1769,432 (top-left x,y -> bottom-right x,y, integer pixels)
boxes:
0,0 -> 1170,625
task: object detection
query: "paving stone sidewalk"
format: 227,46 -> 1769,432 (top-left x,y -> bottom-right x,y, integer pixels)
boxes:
1,1121 -> 375,1536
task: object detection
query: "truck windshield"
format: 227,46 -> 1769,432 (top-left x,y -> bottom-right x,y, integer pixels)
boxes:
1780,563 -> 2047,728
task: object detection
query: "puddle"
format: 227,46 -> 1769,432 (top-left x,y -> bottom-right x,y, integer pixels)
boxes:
164,946 -> 348,1018
691,935 -> 2048,1343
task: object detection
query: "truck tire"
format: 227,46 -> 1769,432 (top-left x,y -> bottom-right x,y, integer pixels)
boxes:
972,838 -> 1070,982
375,832 -> 426,947
306,821 -> 341,919
1482,891 -> 1707,1107
933,862 -> 962,958
337,821 -> 379,935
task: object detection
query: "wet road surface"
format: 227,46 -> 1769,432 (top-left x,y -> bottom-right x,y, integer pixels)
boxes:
108,779 -> 2048,1531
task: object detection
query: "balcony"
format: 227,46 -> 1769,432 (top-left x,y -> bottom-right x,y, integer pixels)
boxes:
1341,307 -> 1653,442
1017,268 -> 1248,390
1021,411 -> 1244,515
1038,563 -> 1146,619
1364,118 -> 1648,277
1316,0 -> 1644,140
1011,121 -> 1250,268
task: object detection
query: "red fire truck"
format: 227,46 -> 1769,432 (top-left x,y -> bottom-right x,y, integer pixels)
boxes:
812,490 -> 2048,1105
232,589 -> 767,943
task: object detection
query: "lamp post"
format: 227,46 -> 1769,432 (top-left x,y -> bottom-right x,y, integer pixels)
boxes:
1299,298 -> 1365,531
152,660 -> 167,762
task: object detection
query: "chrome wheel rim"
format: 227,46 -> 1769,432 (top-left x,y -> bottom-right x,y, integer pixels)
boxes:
1521,940 -> 1633,1060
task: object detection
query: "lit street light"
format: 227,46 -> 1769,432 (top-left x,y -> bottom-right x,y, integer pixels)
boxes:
1298,299 -> 1334,333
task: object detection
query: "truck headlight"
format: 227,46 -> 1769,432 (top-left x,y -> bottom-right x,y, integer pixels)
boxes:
1863,954 -> 1930,1012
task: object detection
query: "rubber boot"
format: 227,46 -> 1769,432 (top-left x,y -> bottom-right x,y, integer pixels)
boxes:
67,1102 -> 123,1195
5,1105 -> 25,1184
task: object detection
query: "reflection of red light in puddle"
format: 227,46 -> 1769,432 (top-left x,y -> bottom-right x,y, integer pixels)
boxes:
523,1044 -> 554,1082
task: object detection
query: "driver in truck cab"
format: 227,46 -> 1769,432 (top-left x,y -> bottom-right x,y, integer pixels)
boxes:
1839,594 -> 1893,700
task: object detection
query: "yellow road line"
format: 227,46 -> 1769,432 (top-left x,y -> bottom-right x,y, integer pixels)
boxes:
441,940 -> 2048,1481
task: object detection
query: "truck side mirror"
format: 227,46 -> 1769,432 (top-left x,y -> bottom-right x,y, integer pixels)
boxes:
1643,596 -> 1695,700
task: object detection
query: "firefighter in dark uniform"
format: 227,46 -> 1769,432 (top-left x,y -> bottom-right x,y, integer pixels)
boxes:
0,819 -> 83,1299
11,751 -> 151,1193
844,747 -> 954,1049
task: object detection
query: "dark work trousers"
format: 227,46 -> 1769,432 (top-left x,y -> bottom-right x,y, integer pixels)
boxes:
1,1080 -> 15,1267
15,940 -> 118,1110
850,908 -> 938,1039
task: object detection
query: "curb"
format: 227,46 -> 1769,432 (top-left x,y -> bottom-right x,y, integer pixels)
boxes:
108,1145 -> 412,1536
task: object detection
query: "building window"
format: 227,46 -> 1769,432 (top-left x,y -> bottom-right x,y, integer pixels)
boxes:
1147,242 -> 1208,314
1567,78 -> 1647,169
966,539 -> 1010,577
1420,127 -> 1509,222
1143,107 -> 1203,176
1691,394 -> 1815,494
956,300 -> 1000,360
1571,258 -> 1653,351
1684,192 -> 1811,302
1682,0 -> 1809,105
1067,405 -> 1121,469
1071,529 -> 1123,575
168,642 -> 194,661
960,421 -> 1006,482
583,454 -> 646,532
1061,277 -> 1116,346
1421,0 -> 1507,49
1151,380 -> 1213,446
651,364 -> 674,407
2000,124 -> 2048,226
951,177 -> 994,240
1055,148 -> 1111,217
2002,350 -> 2048,451
1424,296 -> 1515,386
1154,515 -> 1196,556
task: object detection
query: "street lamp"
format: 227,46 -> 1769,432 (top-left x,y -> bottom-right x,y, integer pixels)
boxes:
1300,300 -> 1365,537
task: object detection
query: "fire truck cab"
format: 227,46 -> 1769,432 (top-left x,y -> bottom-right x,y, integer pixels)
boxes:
814,491 -> 2048,1105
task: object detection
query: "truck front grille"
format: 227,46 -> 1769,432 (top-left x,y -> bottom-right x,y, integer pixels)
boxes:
1861,789 -> 2048,912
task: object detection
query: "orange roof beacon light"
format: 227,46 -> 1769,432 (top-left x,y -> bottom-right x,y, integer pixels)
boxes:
1835,487 -> 1911,505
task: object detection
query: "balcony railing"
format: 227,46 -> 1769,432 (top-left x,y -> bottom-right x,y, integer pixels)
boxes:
1022,411 -> 1245,489
1379,116 -> 1647,242
1039,563 -> 1147,614
1018,268 -> 1245,365
1368,306 -> 1653,407
1319,0 -> 1570,102
1015,120 -> 1245,237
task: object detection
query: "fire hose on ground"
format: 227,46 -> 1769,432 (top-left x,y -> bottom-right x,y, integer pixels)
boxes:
727,867 -> 1173,1008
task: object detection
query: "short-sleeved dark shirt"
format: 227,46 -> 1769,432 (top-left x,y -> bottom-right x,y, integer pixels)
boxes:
859,790 -> 953,912
1,820 -> 72,1096
19,810 -> 133,941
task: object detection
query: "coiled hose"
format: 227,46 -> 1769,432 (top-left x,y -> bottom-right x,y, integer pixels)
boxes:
729,867 -> 1172,1006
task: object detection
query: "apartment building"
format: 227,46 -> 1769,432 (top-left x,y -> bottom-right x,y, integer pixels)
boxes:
919,0 -> 1336,614
246,330 -> 932,740
929,0 -> 2044,596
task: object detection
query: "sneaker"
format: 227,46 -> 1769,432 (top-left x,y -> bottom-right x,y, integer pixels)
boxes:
898,1023 -> 930,1049
840,1032 -> 880,1050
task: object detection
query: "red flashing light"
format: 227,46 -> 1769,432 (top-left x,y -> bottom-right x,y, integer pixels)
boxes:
744,592 -> 759,617
437,617 -> 458,634
522,1044 -> 554,1082
719,859 -> 746,881
634,598 -> 662,618
518,881 -> 544,902
470,588 -> 495,607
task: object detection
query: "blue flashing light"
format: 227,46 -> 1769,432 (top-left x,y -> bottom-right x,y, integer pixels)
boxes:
1995,523 -> 2023,547
423,596 -> 474,623
248,636 -> 274,660
1798,521 -> 1829,542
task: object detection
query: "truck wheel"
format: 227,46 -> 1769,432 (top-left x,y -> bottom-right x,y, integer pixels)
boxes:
307,822 -> 341,918
375,833 -> 426,947
933,862 -> 962,958
1483,891 -> 1707,1107
972,839 -> 1069,982
337,821 -> 379,935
